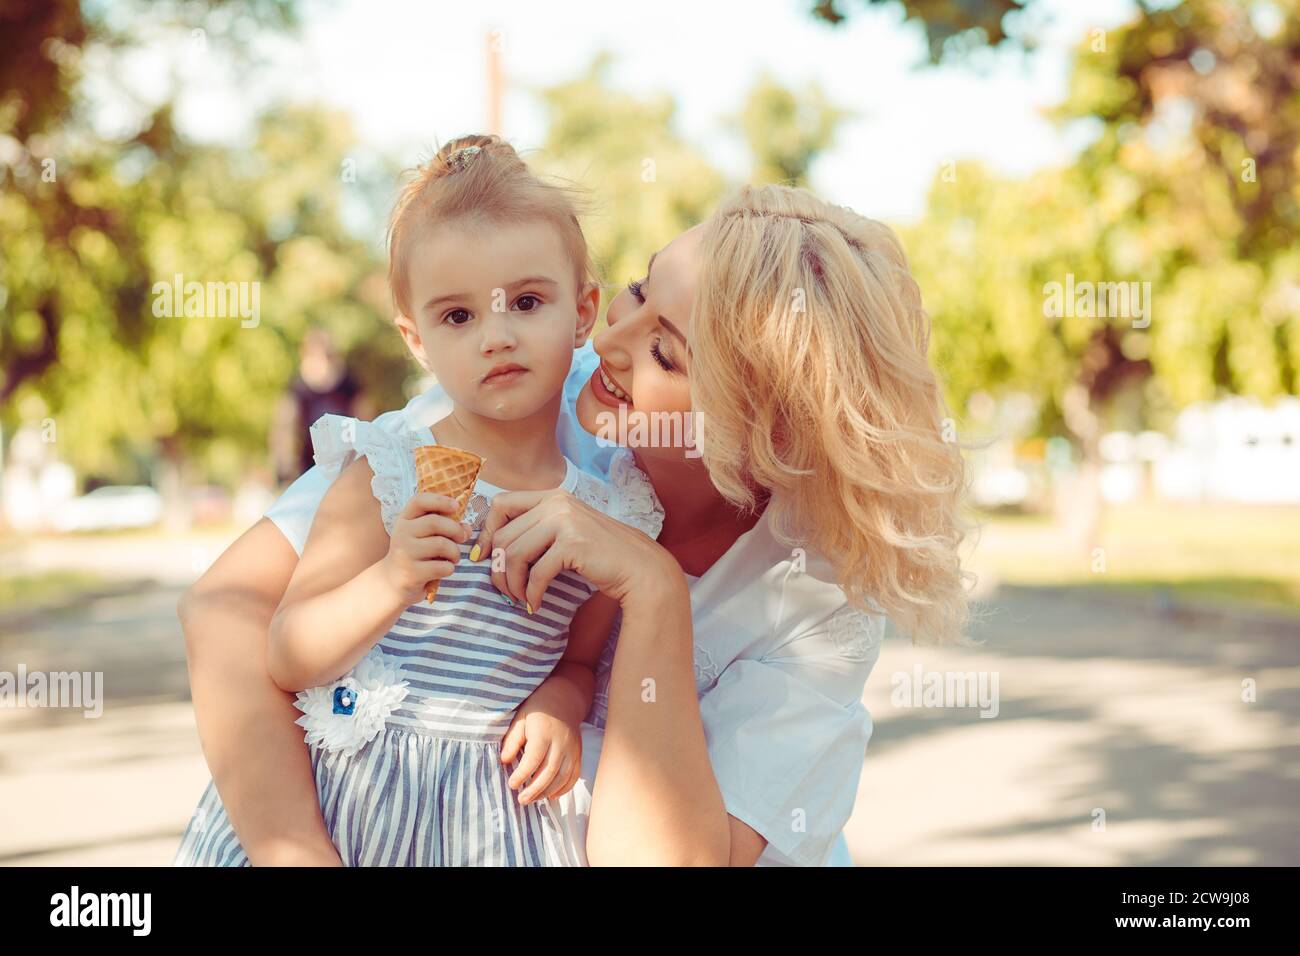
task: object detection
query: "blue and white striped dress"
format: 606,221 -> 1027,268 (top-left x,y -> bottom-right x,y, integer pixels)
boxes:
173,414 -> 664,866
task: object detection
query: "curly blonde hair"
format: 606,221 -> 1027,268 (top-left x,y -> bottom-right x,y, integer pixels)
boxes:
691,184 -> 975,646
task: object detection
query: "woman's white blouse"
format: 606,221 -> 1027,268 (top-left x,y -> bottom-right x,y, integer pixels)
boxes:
262,341 -> 884,866
695,514 -> 883,865
577,504 -> 884,867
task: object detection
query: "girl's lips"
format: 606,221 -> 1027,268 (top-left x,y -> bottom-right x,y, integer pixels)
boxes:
482,368 -> 528,387
589,366 -> 632,408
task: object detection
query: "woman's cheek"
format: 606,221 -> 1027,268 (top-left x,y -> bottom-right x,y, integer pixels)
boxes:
637,379 -> 692,417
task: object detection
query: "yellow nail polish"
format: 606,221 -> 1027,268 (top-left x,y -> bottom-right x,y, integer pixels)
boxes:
526,601 -> 533,614
469,543 -> 481,562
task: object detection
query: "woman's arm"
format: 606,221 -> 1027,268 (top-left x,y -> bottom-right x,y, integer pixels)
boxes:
585,565 -> 736,865
472,491 -> 756,865
178,517 -> 342,866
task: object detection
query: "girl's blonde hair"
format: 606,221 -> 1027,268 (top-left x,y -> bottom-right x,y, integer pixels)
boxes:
386,134 -> 594,318
692,184 -> 974,646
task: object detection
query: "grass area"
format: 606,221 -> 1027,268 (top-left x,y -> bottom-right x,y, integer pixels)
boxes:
969,502 -> 1300,614
0,571 -> 112,614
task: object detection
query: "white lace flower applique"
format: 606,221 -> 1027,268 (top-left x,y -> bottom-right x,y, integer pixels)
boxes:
293,647 -> 410,757
826,604 -> 885,661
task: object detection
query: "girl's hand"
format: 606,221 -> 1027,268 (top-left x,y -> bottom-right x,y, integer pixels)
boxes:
471,488 -> 677,611
500,698 -> 582,805
380,492 -> 472,605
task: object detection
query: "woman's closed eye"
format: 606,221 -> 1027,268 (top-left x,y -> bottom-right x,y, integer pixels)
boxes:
650,338 -> 676,372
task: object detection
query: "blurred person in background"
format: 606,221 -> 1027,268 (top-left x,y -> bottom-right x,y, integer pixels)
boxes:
272,330 -> 373,485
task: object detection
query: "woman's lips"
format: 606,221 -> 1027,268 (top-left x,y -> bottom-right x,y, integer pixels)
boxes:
589,366 -> 632,408
482,368 -> 528,386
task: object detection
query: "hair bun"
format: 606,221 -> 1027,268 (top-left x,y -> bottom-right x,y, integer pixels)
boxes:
430,134 -> 523,179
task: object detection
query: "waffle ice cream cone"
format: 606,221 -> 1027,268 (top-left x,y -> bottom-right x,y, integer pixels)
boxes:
413,444 -> 484,603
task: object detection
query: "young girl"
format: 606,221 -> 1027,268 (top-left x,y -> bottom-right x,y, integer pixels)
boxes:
173,135 -> 664,866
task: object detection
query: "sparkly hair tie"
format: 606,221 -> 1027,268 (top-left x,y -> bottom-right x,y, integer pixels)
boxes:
446,145 -> 483,172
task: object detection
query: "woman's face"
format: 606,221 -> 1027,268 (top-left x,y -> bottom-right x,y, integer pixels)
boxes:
574,223 -> 705,463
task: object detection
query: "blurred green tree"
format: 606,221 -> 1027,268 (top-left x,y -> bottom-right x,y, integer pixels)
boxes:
811,0 -> 1032,62
730,72 -> 849,187
529,54 -> 727,311
1,1 -> 407,494
898,0 -> 1299,547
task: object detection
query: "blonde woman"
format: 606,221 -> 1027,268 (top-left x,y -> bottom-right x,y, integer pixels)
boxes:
177,183 -> 972,866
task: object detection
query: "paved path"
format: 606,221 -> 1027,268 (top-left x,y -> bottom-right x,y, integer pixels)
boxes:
2,543 -> 1296,865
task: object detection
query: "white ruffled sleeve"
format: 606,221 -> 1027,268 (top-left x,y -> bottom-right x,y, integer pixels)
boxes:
697,600 -> 885,866
308,413 -> 419,535
605,449 -> 665,540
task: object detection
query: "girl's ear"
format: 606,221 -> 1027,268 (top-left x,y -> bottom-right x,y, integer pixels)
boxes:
393,313 -> 432,373
573,282 -> 601,345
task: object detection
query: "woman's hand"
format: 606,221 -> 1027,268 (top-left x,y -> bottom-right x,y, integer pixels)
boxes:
470,489 -> 677,611
380,491 -> 472,605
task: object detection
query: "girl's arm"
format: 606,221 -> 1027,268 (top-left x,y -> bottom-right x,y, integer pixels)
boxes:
498,592 -> 618,803
178,517 -> 342,865
529,592 -> 619,726
266,457 -> 471,691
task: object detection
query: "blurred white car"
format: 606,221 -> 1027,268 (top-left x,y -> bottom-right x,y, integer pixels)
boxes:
52,486 -> 163,532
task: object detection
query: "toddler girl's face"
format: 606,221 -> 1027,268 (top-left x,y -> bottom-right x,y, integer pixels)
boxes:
399,219 -> 588,419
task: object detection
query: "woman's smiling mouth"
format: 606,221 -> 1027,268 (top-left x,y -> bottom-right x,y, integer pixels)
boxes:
591,364 -> 632,406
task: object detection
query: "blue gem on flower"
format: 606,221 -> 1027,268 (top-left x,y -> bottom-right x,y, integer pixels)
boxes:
332,686 -> 356,715
294,648 -> 410,758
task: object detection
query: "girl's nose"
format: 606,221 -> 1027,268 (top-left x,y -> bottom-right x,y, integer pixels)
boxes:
478,312 -> 518,352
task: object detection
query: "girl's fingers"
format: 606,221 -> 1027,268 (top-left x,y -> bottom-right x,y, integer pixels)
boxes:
517,751 -> 563,805
409,535 -> 463,564
405,513 -> 471,542
415,558 -> 456,584
500,718 -> 526,764
543,754 -> 577,800
507,738 -> 548,790
401,492 -> 464,519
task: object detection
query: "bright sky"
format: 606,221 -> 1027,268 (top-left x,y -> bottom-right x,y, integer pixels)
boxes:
123,0 -> 1140,223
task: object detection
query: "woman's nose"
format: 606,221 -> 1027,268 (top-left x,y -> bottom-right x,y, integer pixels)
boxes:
592,322 -> 632,368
